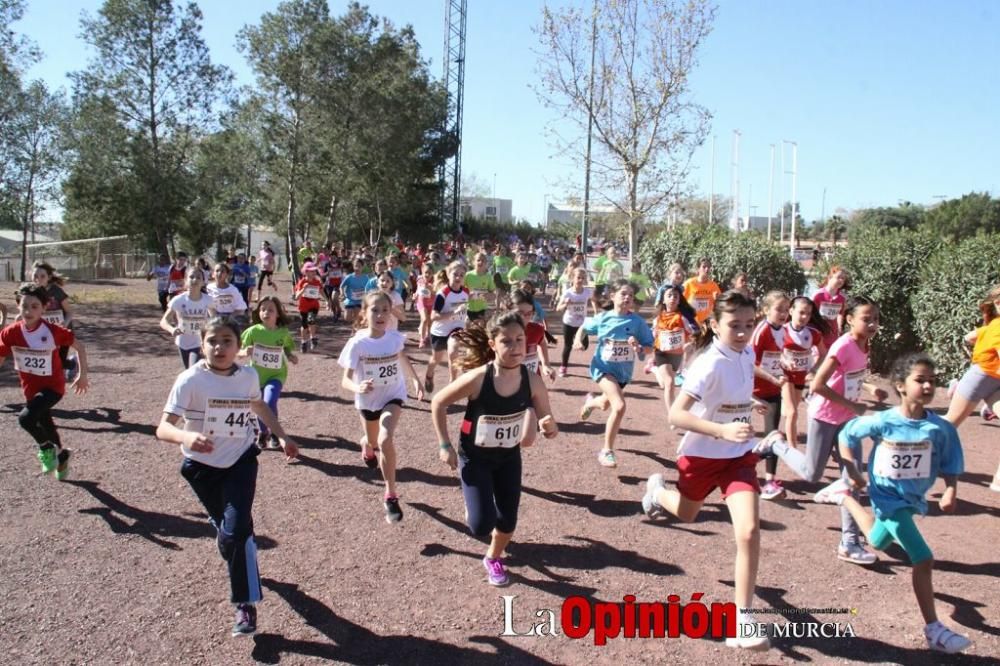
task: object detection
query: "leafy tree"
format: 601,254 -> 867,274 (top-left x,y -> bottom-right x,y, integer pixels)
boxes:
536,0 -> 716,263
921,192 -> 1000,242
849,203 -> 924,233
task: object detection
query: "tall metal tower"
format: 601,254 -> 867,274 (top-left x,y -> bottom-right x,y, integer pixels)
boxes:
439,0 -> 467,232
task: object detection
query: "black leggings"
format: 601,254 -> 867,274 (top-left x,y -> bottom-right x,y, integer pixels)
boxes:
18,388 -> 63,448
459,448 -> 522,536
257,270 -> 274,291
561,323 -> 589,367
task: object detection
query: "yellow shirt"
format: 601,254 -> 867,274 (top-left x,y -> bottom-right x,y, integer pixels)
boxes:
972,319 -> 1000,379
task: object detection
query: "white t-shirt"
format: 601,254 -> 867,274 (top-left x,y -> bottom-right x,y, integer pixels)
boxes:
562,287 -> 592,327
163,363 -> 261,468
384,290 -> 404,331
207,284 -> 247,315
168,293 -> 210,349
430,287 -> 469,337
337,330 -> 408,410
678,340 -> 756,459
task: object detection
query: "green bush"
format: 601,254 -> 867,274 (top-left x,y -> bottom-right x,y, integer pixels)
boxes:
910,234 -> 1000,380
823,226 -> 937,372
638,225 -> 806,298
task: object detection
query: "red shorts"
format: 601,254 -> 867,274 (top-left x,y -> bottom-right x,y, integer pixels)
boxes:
676,451 -> 760,501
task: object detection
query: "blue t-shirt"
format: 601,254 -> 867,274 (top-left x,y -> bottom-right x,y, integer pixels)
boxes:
341,274 -> 370,306
839,408 -> 964,519
582,311 -> 654,384
231,263 -> 251,287
391,267 -> 408,295
533,298 -> 546,324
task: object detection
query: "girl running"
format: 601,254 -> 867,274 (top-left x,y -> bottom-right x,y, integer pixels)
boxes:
207,263 -> 249,320
813,353 -> 971,654
147,253 -> 172,312
750,291 -> 791,501
682,257 -> 722,324
465,252 -> 494,323
415,263 -> 436,348
257,241 -> 277,297
160,267 -> 211,368
322,252 -> 344,321
640,291 -> 775,651
375,271 -> 406,330
156,316 -> 299,637
753,296 -> 890,565
293,261 -> 322,353
780,297 -> 829,447
32,261 -> 77,379
339,292 -> 424,523
240,297 -> 298,449
811,265 -> 848,350
576,279 -> 654,468
555,267 -> 595,377
431,311 -> 558,586
246,256 -> 260,305
511,290 -> 556,380
339,259 -> 369,323
649,285 -> 699,409
0,283 -> 90,481
425,261 -> 469,392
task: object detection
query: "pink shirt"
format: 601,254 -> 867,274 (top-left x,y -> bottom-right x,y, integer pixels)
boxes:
808,333 -> 869,425
811,287 -> 845,347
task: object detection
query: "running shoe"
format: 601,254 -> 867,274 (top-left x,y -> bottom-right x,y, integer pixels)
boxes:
673,372 -> 685,387
598,449 -> 617,468
37,446 -> 58,475
310,338 -> 319,351
300,342 -> 308,354
981,405 -> 997,422
837,541 -> 877,566
483,557 -> 510,586
813,478 -> 851,505
579,393 -> 596,421
424,376 -> 434,393
384,496 -> 403,523
232,603 -> 257,637
759,480 -> 786,501
361,437 -> 378,469
55,449 -> 72,481
751,430 -> 785,457
558,366 -> 567,378
643,359 -> 655,375
642,473 -> 667,519
925,622 -> 972,654
726,630 -> 770,651
267,435 -> 281,450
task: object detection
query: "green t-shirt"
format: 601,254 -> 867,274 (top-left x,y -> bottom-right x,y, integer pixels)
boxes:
595,259 -> 624,285
465,272 -> 495,312
628,273 -> 652,302
296,247 -> 314,268
241,324 -> 296,386
507,264 -> 533,286
493,256 -> 514,282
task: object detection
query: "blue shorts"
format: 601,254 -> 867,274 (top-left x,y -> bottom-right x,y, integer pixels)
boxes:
868,507 -> 933,564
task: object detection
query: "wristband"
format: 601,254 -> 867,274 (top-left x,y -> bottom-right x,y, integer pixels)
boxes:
439,442 -> 454,451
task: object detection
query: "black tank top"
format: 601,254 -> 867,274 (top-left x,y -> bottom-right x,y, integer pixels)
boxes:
460,363 -> 533,454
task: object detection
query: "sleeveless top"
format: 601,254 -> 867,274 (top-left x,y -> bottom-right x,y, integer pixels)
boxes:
459,363 -> 532,457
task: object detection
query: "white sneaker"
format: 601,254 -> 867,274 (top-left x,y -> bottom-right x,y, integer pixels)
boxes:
813,478 -> 851,505
726,625 -> 770,651
837,541 -> 877,566
925,622 -> 972,654
642,474 -> 667,519
752,430 -> 785,457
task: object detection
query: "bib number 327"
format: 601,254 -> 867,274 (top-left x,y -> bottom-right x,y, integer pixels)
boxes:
872,439 -> 932,480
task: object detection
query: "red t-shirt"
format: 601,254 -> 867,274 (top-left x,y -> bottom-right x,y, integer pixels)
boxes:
524,321 -> 546,372
751,320 -> 784,400
295,278 -> 323,313
0,320 -> 74,398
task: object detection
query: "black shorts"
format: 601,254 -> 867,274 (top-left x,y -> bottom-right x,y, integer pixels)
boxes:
300,308 -> 319,326
430,331 -> 457,352
361,399 -> 404,421
597,374 -> 628,390
654,350 -> 682,372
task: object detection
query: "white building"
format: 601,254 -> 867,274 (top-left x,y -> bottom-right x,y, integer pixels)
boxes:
461,197 -> 513,223
545,201 -> 620,227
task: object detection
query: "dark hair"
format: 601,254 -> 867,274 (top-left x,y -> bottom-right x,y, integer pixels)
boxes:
453,311 -> 526,372
696,256 -> 711,268
213,262 -> 230,275
355,291 -> 393,332
789,296 -> 831,337
979,284 -> 1000,325
201,315 -> 242,341
692,290 -> 756,350
31,261 -> 66,287
844,295 -> 878,318
656,284 -> 697,322
377,270 -> 395,290
608,278 -> 637,297
517,279 -> 536,296
342,260 -> 354,274
890,353 -> 935,396
511,289 -> 534,311
252,296 -> 291,328
16,282 -> 50,306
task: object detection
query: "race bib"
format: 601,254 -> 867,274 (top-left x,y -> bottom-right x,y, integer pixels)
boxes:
215,294 -> 234,310
203,398 -> 254,438
303,285 -> 321,300
350,289 -> 365,301
182,318 -> 203,335
523,354 -> 539,374
819,301 -> 842,320
601,339 -> 635,363
328,269 -> 342,279
41,311 -> 65,326
474,411 -> 526,448
658,329 -> 684,352
782,348 -> 812,372
168,279 -> 185,294
761,351 -> 783,378
232,273 -> 246,285
470,289 -> 488,301
872,439 -> 932,480
844,368 -> 866,401
156,275 -> 170,290
715,401 -> 752,424
252,344 -> 284,370
693,297 -> 711,314
13,347 -> 51,376
362,354 -> 401,387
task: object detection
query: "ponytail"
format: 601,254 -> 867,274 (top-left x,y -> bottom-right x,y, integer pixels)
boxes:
452,311 -> 525,373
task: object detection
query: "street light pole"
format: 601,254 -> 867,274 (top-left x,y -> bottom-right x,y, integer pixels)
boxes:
785,140 -> 798,259
767,144 -> 775,241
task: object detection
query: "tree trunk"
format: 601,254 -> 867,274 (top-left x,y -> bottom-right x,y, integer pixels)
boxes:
626,168 -> 640,268
20,170 -> 34,281
325,194 -> 339,247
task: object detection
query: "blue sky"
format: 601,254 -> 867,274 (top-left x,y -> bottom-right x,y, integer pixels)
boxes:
14,0 -> 1000,226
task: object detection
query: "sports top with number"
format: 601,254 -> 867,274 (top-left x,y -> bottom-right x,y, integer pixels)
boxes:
431,286 -> 469,337
337,329 -> 407,410
241,324 -> 295,386
523,321 -> 547,373
164,362 -> 261,468
751,319 -> 785,399
340,273 -> 370,306
595,259 -> 624,286
230,262 -> 251,287
808,333 -> 869,425
460,363 -> 532,457
971,317 -> 1000,380
323,259 -> 344,287
258,248 -> 275,271
294,277 -> 323,313
582,311 -> 654,385
653,311 -> 688,354
839,408 -> 964,519
168,266 -> 187,294
682,278 -> 722,323
506,264 -> 533,285
42,284 -> 69,322
168,292 -> 210,350
0,320 -> 74,399
493,256 -> 514,282
464,271 -> 494,313
811,287 -> 845,347
562,287 -> 592,327
151,265 -> 171,292
207,283 -> 247,316
678,340 -> 756,459
782,324 -> 821,383
390,267 -> 408,295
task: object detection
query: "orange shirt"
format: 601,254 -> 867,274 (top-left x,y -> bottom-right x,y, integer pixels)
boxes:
682,278 -> 721,323
653,311 -> 687,353
972,319 -> 1000,379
